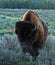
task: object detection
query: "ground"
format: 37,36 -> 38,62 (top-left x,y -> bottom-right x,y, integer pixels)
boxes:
0,9 -> 55,37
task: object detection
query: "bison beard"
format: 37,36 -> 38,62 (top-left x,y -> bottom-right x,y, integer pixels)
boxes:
15,11 -> 48,61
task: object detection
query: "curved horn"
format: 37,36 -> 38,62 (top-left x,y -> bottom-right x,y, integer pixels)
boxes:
32,25 -> 37,32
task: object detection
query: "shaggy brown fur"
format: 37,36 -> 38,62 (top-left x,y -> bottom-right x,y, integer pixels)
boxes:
15,11 -> 48,61
22,11 -> 48,47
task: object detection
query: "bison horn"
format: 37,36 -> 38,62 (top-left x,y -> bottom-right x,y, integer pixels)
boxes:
32,25 -> 37,32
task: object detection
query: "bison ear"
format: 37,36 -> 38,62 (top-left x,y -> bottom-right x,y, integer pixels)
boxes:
15,21 -> 20,34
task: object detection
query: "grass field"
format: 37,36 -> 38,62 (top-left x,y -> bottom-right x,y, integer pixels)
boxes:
0,9 -> 55,65
0,9 -> 55,36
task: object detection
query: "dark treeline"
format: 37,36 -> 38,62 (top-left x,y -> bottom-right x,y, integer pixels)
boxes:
0,0 -> 55,9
